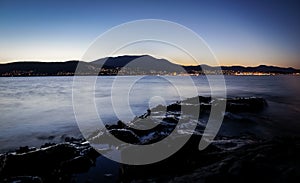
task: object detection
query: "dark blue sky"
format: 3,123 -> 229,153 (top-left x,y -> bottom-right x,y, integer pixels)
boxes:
1,0 -> 299,67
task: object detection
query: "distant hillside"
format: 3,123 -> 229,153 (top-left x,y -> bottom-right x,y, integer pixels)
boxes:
221,65 -> 298,74
184,64 -> 300,74
92,55 -> 184,72
0,55 -> 299,76
0,61 -> 98,76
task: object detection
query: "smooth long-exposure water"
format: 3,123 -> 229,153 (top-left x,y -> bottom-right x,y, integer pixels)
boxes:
0,75 -> 299,152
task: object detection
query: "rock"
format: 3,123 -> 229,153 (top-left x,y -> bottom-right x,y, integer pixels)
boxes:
0,96 -> 274,183
167,103 -> 181,112
15,146 -> 36,154
226,97 -> 268,113
0,140 -> 102,182
2,176 -> 42,183
1,144 -> 77,177
120,137 -> 300,183
105,120 -> 126,130
183,96 -> 211,104
109,129 -> 140,144
162,117 -> 178,125
81,146 -> 100,160
104,173 -> 113,177
64,136 -> 84,143
95,96 -> 268,147
40,142 -> 56,148
61,156 -> 93,173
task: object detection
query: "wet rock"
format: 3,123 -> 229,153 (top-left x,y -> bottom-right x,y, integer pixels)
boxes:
166,103 -> 181,112
104,173 -> 113,177
0,96 -> 273,183
64,136 -> 84,143
121,137 -> 300,183
184,96 -> 211,104
109,129 -> 140,144
2,176 -> 43,183
40,142 -> 56,148
61,156 -> 93,173
1,144 -> 77,177
105,120 -> 126,130
100,117 -> 178,145
226,97 -> 268,113
15,146 -> 36,154
98,96 -> 267,146
182,96 -> 268,113
0,141 -> 100,182
81,146 -> 100,160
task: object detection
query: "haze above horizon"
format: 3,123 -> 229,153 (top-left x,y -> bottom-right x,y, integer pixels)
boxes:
1,0 -> 300,68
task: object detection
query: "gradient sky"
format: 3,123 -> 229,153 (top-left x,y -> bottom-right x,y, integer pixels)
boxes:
0,0 -> 299,68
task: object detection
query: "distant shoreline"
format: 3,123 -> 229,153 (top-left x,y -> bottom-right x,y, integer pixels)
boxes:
0,73 -> 299,77
1,55 -> 299,77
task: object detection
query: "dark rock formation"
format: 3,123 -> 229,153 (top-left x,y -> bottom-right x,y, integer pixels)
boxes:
0,139 -> 100,182
90,96 -> 268,146
226,97 -> 268,113
0,96 -> 277,183
119,136 -> 300,183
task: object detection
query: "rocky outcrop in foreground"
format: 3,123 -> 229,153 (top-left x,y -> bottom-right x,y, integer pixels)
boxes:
120,136 -> 300,183
0,138 -> 100,182
1,96 -> 298,183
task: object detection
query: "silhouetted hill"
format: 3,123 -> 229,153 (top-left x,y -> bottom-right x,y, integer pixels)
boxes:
220,65 -> 298,74
0,61 -> 98,76
92,55 -> 145,67
0,55 -> 299,76
92,55 -> 184,72
185,64 -> 299,74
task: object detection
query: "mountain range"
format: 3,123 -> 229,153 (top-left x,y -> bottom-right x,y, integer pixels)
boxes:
0,55 -> 299,76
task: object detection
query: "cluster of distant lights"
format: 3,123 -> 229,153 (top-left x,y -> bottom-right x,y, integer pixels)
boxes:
234,72 -> 275,76
233,72 -> 300,76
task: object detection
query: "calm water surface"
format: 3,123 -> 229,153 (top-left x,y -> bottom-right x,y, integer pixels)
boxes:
0,76 -> 300,152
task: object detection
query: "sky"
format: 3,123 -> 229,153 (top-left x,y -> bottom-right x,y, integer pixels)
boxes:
0,0 -> 300,68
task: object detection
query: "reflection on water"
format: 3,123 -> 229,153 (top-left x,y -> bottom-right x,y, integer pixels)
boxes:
0,75 -> 300,152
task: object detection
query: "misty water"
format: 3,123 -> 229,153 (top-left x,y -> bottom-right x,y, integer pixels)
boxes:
0,75 -> 300,152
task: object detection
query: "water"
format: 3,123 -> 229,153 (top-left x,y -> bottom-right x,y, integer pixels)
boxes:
0,75 -> 300,152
